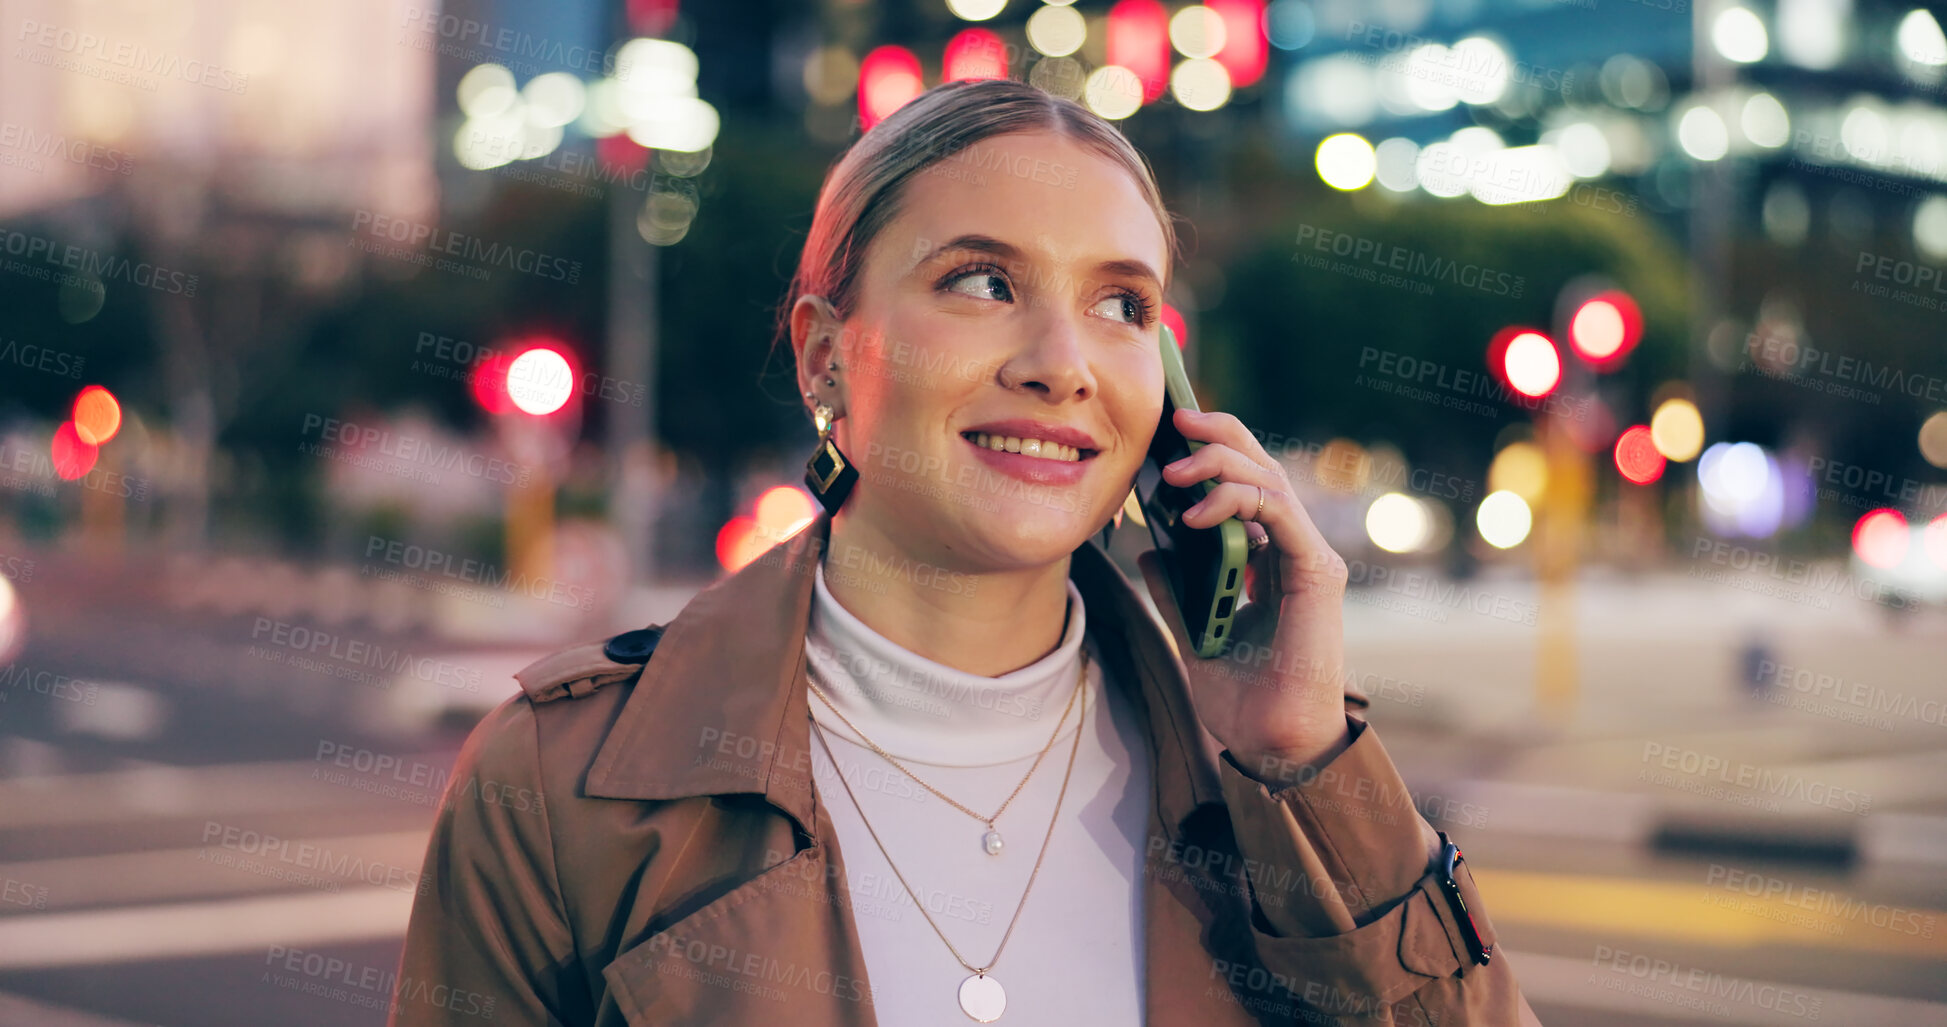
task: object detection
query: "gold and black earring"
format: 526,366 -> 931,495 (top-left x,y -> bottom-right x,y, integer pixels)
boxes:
802,383 -> 856,515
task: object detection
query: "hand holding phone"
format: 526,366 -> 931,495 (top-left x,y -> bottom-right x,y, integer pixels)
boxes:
1132,325 -> 1249,659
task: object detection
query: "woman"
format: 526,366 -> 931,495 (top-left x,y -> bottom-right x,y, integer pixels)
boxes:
392,78 -> 1537,1026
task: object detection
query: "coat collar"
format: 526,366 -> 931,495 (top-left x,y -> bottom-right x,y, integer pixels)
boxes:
583,510 -> 1226,844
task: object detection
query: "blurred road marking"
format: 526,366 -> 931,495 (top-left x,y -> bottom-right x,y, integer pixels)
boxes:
0,830 -> 429,914
0,887 -> 411,970
1475,868 -> 1947,959
1505,947 -> 1947,1026
0,754 -> 452,827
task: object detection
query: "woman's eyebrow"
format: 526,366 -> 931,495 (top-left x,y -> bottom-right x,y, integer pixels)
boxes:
911,233 -> 1161,290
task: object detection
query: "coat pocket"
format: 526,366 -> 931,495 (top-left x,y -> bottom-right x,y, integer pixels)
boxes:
601,844 -> 876,1027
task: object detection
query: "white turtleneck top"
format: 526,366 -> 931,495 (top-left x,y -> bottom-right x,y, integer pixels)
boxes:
803,561 -> 1151,1025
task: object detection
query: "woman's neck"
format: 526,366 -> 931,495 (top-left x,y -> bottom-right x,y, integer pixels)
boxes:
819,512 -> 1071,677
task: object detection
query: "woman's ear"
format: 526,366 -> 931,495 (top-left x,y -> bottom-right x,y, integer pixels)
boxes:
790,294 -> 845,399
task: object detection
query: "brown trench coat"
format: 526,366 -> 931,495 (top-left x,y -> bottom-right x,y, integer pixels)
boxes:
390,512 -> 1540,1026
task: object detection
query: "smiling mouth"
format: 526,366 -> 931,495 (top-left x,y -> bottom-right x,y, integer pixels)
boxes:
960,431 -> 1096,463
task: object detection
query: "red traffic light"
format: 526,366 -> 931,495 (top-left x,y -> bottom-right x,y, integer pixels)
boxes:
1487,326 -> 1561,399
859,45 -> 923,132
944,29 -> 1007,83
472,338 -> 579,417
1613,425 -> 1665,484
1209,0 -> 1269,88
1107,0 -> 1170,104
1568,290 -> 1641,369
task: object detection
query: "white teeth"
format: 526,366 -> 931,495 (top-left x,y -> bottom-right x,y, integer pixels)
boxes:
966,433 -> 1084,462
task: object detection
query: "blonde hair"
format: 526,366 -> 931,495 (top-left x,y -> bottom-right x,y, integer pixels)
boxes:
776,78 -> 1180,350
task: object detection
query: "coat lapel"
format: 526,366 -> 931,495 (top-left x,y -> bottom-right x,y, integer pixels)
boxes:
585,512 -> 1265,1026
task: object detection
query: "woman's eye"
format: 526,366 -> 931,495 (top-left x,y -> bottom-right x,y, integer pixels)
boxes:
1090,293 -> 1144,324
945,269 -> 1012,303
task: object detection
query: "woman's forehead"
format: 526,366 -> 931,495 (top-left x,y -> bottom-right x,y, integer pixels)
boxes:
877,134 -> 1169,284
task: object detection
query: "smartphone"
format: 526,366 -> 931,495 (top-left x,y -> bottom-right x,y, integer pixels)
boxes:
1134,324 -> 1249,659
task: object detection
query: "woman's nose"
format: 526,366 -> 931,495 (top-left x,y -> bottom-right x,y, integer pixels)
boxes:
1002,311 -> 1096,401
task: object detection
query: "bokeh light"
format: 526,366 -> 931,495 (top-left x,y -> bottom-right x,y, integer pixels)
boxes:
1315,132 -> 1376,190
1677,106 -> 1730,161
506,347 -> 576,416
1613,425 -> 1666,484
1027,5 -> 1087,56
1651,398 -> 1705,462
52,422 -> 99,480
1476,491 -> 1533,549
1504,332 -> 1562,397
73,385 -> 122,445
1852,509 -> 1909,569
1489,442 -> 1548,503
1920,410 -> 1947,468
1366,492 -> 1433,553
1712,7 -> 1769,63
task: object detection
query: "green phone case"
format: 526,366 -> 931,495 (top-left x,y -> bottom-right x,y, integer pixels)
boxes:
1140,325 -> 1250,659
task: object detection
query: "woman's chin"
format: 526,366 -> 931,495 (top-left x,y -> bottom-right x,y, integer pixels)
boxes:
944,505 -> 1098,560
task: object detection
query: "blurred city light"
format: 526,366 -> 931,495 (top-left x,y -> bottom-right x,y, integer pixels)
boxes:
1920,410 -> 1947,468
506,346 -> 576,416
521,72 -> 586,129
1740,92 -> 1791,148
716,515 -> 766,573
1476,491 -> 1533,549
1712,7 -> 1770,64
945,28 -> 1008,81
1264,0 -> 1315,50
1913,196 -> 1947,261
1489,441 -> 1548,503
1568,291 -> 1642,366
1171,58 -> 1233,110
1027,5 -> 1087,56
1896,9 -> 1947,69
1650,397 -> 1705,462
1778,0 -> 1846,69
1207,0 -> 1268,88
1289,56 -> 1377,129
1448,37 -> 1510,105
51,422 -> 98,480
1677,105 -> 1730,161
1084,65 -> 1145,119
1107,0 -> 1171,105
1374,137 -> 1420,191
1470,146 -> 1573,205
946,0 -> 1007,21
457,64 -> 518,118
1169,5 -> 1226,58
1852,509 -> 1910,569
1613,425 -> 1666,485
1492,329 -> 1562,398
1315,133 -> 1376,190
1699,442 -> 1786,537
1546,122 -> 1612,179
1366,492 -> 1433,553
73,385 -> 122,445
859,45 -> 924,130
754,485 -> 818,540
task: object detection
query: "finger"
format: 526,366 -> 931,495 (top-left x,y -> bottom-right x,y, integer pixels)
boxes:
1163,441 -> 1286,493
1173,408 -> 1284,480
1187,481 -> 1346,598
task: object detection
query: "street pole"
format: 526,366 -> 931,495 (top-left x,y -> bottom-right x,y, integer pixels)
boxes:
607,166 -> 659,586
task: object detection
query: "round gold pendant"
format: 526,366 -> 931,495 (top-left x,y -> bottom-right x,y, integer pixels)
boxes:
958,972 -> 1006,1022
